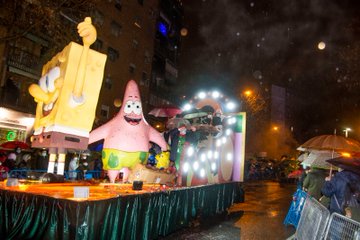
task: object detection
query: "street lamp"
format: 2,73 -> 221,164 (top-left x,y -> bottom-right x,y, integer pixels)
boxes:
244,90 -> 252,97
343,128 -> 351,138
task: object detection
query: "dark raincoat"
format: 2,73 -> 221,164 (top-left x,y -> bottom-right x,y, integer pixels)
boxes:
321,170 -> 360,214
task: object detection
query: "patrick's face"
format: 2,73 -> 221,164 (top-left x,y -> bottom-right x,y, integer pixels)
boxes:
121,81 -> 143,126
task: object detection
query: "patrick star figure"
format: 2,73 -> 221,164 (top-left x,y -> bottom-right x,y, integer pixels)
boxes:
89,80 -> 167,183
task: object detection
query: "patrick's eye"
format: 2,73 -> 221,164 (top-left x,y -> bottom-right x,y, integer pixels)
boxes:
124,101 -> 133,114
133,101 -> 142,115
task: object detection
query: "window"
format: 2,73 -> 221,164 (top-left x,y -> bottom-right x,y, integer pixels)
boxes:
101,105 -> 109,118
129,63 -> 136,74
132,40 -> 138,49
115,0 -> 122,10
93,39 -> 103,51
93,10 -> 104,26
105,77 -> 112,90
144,50 -> 151,64
141,72 -> 148,86
108,47 -> 119,62
111,21 -> 122,37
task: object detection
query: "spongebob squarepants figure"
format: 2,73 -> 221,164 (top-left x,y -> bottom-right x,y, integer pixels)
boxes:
29,17 -> 106,175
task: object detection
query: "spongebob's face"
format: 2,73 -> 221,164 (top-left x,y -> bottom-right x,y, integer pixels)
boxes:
29,66 -> 62,119
155,151 -> 170,162
38,67 -> 61,115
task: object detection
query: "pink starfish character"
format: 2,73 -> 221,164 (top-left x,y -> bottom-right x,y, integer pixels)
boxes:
89,80 -> 167,183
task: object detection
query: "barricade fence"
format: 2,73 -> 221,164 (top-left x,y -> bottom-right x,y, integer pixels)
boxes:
294,195 -> 330,240
324,212 -> 360,240
7,169 -> 103,180
287,196 -> 360,240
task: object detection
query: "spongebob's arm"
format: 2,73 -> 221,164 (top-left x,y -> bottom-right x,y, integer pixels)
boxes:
149,127 -> 168,151
70,17 -> 97,107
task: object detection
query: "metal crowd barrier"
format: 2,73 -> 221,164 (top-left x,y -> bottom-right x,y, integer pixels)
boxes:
7,169 -> 103,180
287,196 -> 330,240
287,196 -> 360,240
324,212 -> 360,240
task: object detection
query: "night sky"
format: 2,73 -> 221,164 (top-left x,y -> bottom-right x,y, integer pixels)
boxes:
178,0 -> 360,141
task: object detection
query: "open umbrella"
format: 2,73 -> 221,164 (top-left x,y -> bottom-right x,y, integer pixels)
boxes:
148,105 -> 182,118
166,118 -> 191,130
300,134 -> 360,152
327,157 -> 360,175
301,150 -> 340,169
0,141 -> 30,150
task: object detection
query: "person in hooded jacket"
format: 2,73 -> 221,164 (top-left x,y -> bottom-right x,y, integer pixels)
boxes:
321,169 -> 360,214
302,167 -> 327,200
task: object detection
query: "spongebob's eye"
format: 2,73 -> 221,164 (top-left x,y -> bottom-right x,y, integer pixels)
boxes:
133,101 -> 142,115
124,100 -> 133,114
38,75 -> 48,93
38,67 -> 60,93
47,67 -> 60,92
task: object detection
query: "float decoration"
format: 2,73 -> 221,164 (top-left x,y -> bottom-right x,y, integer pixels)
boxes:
174,90 -> 246,186
88,80 -> 167,183
29,17 -> 107,176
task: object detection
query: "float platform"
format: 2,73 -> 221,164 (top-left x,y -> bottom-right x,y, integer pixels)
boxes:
0,181 -> 244,240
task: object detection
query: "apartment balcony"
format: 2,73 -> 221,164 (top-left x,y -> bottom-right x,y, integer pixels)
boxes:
7,46 -> 42,80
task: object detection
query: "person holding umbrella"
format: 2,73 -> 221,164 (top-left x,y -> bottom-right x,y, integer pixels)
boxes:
321,168 -> 360,220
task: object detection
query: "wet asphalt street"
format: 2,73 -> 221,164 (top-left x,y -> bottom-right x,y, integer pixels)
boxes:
161,180 -> 297,240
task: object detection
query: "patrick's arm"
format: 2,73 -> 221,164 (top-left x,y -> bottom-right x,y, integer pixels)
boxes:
89,124 -> 109,144
149,127 -> 168,151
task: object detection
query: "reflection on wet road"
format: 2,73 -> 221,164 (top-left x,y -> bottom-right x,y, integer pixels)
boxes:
230,181 -> 296,240
161,180 -> 297,240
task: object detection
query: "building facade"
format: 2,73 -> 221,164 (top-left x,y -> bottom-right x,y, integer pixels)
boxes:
0,0 -> 184,141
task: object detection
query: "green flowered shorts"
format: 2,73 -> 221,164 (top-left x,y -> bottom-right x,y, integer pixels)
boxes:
102,148 -> 148,170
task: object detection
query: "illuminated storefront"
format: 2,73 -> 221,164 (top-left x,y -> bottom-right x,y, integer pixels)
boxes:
0,107 -> 34,144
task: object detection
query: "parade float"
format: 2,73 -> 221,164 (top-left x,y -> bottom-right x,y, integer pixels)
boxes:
126,90 -> 247,187
0,18 -> 244,240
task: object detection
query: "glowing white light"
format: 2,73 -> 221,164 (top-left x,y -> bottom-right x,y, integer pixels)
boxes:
183,162 -> 189,172
222,137 -> 227,144
200,169 -> 206,178
226,153 -> 233,161
182,103 -> 192,111
198,91 -> 206,99
20,117 -> 35,127
207,150 -> 213,159
214,151 -> 219,159
226,101 -> 236,110
201,153 -> 206,162
228,117 -> 236,125
225,129 -> 232,136
212,91 -> 220,99
211,162 -> 216,171
193,161 -> 199,171
187,146 -> 194,157
318,41 -> 326,50
0,107 -> 8,118
216,139 -> 222,147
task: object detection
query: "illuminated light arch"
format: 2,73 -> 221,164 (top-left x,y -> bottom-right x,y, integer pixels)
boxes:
178,90 -> 245,186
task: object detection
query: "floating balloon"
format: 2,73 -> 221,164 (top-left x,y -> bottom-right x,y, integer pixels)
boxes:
114,98 -> 122,108
318,41 -> 326,50
180,28 -> 188,36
